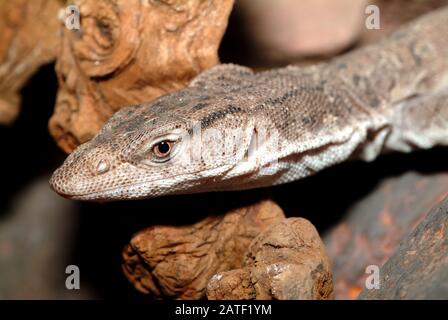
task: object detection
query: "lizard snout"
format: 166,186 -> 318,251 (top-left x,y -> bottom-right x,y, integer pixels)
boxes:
49,147 -> 117,200
49,163 -> 109,200
49,165 -> 81,199
49,158 -> 99,199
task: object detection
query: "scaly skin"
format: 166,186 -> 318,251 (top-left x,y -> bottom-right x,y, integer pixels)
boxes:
50,8 -> 448,200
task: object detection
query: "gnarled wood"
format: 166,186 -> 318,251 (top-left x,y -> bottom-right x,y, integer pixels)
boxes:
122,200 -> 284,299
207,217 -> 333,300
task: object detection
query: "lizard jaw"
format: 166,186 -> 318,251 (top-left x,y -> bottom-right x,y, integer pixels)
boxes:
49,163 -> 237,201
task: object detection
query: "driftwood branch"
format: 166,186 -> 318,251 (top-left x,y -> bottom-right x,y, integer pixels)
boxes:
207,217 -> 333,300
122,200 -> 285,299
122,200 -> 333,300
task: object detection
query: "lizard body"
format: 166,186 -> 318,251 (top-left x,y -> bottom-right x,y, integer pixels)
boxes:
50,8 -> 448,200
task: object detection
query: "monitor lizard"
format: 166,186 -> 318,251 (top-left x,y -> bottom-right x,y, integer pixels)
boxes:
50,7 -> 448,200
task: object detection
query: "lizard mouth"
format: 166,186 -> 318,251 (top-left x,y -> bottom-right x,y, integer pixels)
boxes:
49,163 -> 237,201
50,179 -> 212,201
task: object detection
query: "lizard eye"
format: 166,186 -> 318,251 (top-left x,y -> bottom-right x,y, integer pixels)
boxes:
152,140 -> 174,159
144,133 -> 184,165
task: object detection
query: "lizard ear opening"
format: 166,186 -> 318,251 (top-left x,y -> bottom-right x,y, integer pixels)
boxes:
244,128 -> 258,162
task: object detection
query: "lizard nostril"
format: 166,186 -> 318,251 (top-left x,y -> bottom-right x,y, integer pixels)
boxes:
96,159 -> 110,174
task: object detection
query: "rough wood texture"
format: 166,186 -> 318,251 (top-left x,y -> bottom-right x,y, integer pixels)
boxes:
49,0 -> 234,153
122,200 -> 285,299
324,172 -> 448,299
0,0 -> 61,124
359,195 -> 448,299
206,218 -> 333,300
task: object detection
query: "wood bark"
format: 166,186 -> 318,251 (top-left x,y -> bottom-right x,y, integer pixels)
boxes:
206,217 -> 333,300
122,200 -> 333,300
122,200 -> 286,299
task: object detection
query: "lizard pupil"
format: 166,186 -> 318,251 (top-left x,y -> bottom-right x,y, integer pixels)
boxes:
154,141 -> 171,157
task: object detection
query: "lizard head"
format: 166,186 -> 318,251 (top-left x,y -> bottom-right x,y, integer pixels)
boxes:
50,66 -> 264,200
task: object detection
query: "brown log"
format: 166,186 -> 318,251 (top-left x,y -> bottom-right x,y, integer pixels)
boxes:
359,195 -> 448,299
0,0 -> 61,124
206,217 -> 333,300
49,0 -> 235,153
122,200 -> 285,299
